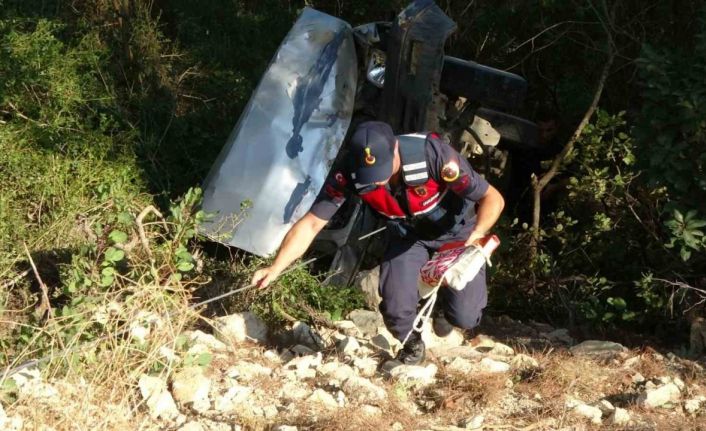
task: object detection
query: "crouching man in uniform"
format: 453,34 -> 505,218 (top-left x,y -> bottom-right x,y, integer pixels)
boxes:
252,121 -> 505,365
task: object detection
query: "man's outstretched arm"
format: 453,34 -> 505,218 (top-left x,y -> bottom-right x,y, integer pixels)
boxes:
465,184 -> 505,246
250,211 -> 329,288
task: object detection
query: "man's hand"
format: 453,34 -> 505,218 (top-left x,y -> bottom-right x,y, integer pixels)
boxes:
464,230 -> 485,247
251,266 -> 281,288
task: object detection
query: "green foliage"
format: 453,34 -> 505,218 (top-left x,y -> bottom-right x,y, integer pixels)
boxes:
250,264 -> 365,325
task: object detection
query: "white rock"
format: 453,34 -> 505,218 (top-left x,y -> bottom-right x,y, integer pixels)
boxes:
594,399 -> 615,414
447,357 -> 476,374
179,421 -> 205,431
361,404 -> 382,416
685,396 -> 706,414
227,362 -> 272,382
278,381 -> 311,402
632,373 -> 646,384
185,330 -> 228,352
469,334 -> 496,350
273,426 -> 298,431
421,320 -> 464,349
214,312 -> 268,345
0,414 -> 23,431
510,354 -> 539,370
263,349 -> 283,364
307,389 -> 339,409
333,320 -> 362,337
637,382 -> 681,408
354,266 -> 382,309
263,404 -> 278,419
461,414 -> 485,429
0,402 -> 5,420
490,342 -> 515,356
389,364 -> 438,386
573,403 -> 603,424
159,346 -> 178,362
623,356 -> 641,368
480,357 -> 511,373
138,374 -> 179,420
10,367 -> 41,389
290,344 -> 316,356
318,362 -> 356,382
336,336 -> 360,356
609,407 -> 631,425
353,357 -> 378,377
214,385 -> 252,412
171,366 -> 211,412
342,376 -> 387,402
284,352 -> 322,380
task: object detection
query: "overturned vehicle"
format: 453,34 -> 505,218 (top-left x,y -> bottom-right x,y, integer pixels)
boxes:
200,0 -> 537,286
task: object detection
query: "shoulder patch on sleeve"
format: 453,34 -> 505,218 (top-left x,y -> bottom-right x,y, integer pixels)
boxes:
441,161 -> 460,182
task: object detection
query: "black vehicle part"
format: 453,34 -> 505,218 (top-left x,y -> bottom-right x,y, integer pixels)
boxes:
308,196 -> 380,287
379,0 -> 456,134
440,57 -> 527,112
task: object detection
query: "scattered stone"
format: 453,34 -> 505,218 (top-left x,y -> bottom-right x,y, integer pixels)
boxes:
227,361 -> 272,382
307,389 -> 339,409
685,396 -> 705,414
609,407 -> 631,426
278,381 -> 311,403
468,334 -> 496,351
333,320 -> 362,337
10,367 -> 41,389
460,414 -> 484,429
570,340 -> 627,359
353,357 -> 378,377
392,422 -> 404,431
371,333 -> 394,353
159,346 -> 178,363
290,344 -> 316,357
479,357 -> 511,373
318,361 -> 356,382
138,374 -> 179,420
214,385 -> 252,412
342,376 -> 387,402
447,357 -> 476,374
171,366 -> 211,412
543,328 -> 574,345
421,321 -> 464,349
263,349 -> 283,364
565,398 -> 602,425
336,336 -> 360,356
184,330 -> 228,352
214,312 -> 268,345
354,266 -> 382,309
361,404 -> 382,416
389,364 -> 438,386
489,342 -> 515,356
594,399 -> 615,415
623,356 -> 641,368
347,309 -> 384,337
263,404 -> 279,419
291,321 -> 325,351
510,354 -> 539,370
632,373 -> 646,384
637,382 -> 681,408
273,426 -> 298,431
431,345 -> 483,361
179,421 -> 205,431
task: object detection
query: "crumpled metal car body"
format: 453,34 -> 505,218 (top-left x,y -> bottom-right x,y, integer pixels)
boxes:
201,0 -> 537,285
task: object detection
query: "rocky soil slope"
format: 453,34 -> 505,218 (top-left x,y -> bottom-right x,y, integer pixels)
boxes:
2,310 -> 705,431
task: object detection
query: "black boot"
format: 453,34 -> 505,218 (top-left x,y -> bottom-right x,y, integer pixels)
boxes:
395,332 -> 426,365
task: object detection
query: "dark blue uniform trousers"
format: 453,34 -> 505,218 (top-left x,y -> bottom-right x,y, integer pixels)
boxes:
379,222 -> 487,341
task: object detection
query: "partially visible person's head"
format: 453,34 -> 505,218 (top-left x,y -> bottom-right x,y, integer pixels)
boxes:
535,106 -> 559,145
350,121 -> 397,185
